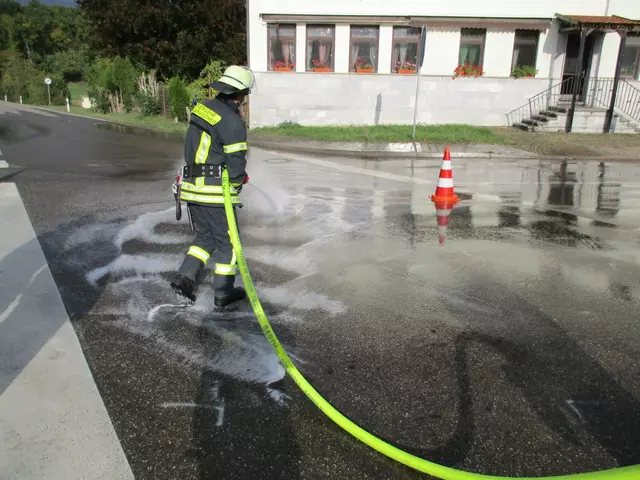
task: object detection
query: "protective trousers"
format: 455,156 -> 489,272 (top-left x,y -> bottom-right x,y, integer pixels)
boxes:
177,204 -> 239,296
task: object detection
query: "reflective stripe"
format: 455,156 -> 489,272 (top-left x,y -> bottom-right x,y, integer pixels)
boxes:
215,263 -> 237,275
223,142 -> 248,154
437,178 -> 454,188
192,104 -> 222,126
195,132 -> 211,165
180,191 -> 242,204
188,246 -> 210,264
181,182 -> 238,195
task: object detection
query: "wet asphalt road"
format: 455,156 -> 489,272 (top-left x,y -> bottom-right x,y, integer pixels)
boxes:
1,103 -> 640,479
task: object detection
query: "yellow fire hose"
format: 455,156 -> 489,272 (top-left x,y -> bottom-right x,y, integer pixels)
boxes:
221,169 -> 640,480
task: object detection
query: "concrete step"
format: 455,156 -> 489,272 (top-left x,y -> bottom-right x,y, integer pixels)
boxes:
548,106 -> 568,113
513,122 -> 532,131
532,115 -> 550,122
539,110 -> 558,118
522,118 -> 541,127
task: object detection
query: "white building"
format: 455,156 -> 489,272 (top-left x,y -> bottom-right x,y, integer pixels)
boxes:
246,0 -> 640,130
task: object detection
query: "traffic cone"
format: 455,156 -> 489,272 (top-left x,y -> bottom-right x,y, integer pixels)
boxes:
431,147 -> 459,205
434,201 -> 452,246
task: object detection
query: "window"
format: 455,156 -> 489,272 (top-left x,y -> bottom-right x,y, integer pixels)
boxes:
621,36 -> 640,79
511,30 -> 540,74
307,25 -> 335,71
459,28 -> 486,66
392,27 -> 420,73
350,26 -> 379,72
268,24 -> 296,70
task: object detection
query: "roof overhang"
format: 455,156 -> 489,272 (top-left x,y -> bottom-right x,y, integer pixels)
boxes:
556,14 -> 640,33
261,14 -> 552,30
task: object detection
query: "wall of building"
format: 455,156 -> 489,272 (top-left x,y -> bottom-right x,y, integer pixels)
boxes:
247,0 -> 640,127
250,73 -> 548,127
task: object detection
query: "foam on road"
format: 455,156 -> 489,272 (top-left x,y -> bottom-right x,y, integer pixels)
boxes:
0,183 -> 134,480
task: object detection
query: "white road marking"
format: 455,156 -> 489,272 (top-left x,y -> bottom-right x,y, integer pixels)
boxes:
0,183 -> 135,480
0,294 -> 22,325
0,161 -> 8,168
0,265 -> 46,325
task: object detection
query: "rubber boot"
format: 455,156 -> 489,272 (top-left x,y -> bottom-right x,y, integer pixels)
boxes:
170,273 -> 197,304
214,287 -> 247,307
214,275 -> 246,307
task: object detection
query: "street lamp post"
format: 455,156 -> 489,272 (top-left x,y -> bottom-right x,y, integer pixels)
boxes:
411,24 -> 427,141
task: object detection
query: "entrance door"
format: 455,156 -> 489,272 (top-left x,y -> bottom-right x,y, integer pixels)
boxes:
561,33 -> 595,102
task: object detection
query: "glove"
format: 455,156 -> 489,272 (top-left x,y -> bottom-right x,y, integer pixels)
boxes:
243,174 -> 249,184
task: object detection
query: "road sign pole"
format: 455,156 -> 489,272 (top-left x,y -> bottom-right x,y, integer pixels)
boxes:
44,77 -> 52,105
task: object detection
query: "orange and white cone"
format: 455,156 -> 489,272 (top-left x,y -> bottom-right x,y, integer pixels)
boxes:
431,147 -> 459,205
435,202 -> 452,245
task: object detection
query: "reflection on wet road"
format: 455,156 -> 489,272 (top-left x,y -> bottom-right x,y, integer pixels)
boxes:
2,106 -> 640,479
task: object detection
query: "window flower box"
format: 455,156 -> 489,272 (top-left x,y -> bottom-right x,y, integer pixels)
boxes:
396,62 -> 417,74
354,57 -> 374,73
273,61 -> 294,72
311,60 -> 331,72
453,62 -> 484,78
511,65 -> 538,78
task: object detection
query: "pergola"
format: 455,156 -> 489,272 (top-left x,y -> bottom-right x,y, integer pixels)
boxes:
555,14 -> 640,133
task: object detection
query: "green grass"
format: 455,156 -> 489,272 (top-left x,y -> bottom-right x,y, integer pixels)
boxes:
40,105 -> 188,134
67,81 -> 89,101
251,122 -> 511,144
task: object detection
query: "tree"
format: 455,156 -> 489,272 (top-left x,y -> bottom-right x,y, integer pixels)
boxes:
77,0 -> 246,79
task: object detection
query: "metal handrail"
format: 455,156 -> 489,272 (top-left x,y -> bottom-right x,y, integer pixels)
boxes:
505,76 -> 580,127
586,77 -> 640,126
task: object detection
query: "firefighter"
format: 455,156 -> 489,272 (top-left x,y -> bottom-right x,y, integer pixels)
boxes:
170,65 -> 254,307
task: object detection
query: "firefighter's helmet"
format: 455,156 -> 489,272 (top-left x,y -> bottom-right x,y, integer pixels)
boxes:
210,65 -> 255,95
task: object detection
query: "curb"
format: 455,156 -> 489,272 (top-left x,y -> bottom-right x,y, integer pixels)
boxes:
249,139 -> 640,163
0,163 -> 24,182
31,105 -> 187,136
248,139 -> 530,160
24,107 -> 640,163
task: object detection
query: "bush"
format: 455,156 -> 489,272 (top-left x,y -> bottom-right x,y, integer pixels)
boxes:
88,86 -> 110,113
134,92 -> 160,116
187,59 -> 227,103
167,76 -> 190,121
27,74 -> 68,105
0,53 -> 68,105
86,56 -> 139,113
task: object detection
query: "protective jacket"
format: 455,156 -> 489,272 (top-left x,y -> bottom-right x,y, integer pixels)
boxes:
179,97 -> 248,206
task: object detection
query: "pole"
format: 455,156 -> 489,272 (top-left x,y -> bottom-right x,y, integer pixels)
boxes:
566,28 -> 587,133
66,97 -> 70,112
412,26 -> 426,141
19,96 -> 23,104
47,84 -> 51,106
604,30 -> 627,133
